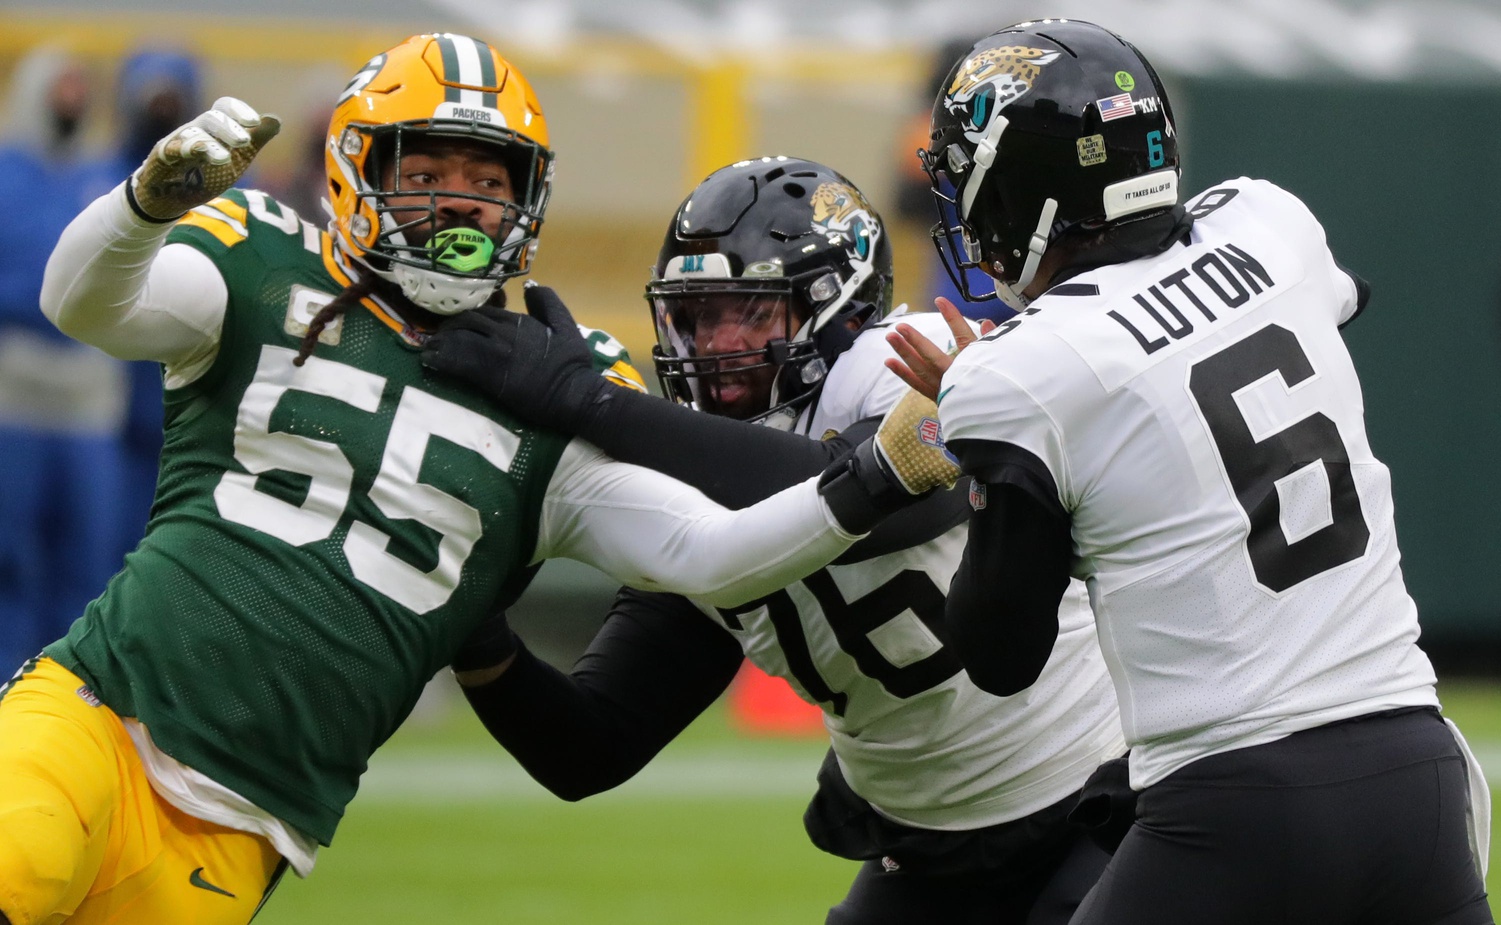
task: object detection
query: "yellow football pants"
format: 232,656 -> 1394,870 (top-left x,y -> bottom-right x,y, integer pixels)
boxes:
0,657 -> 284,925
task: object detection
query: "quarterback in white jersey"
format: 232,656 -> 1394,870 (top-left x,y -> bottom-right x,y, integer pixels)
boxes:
941,175 -> 1439,786
425,157 -> 1126,925
889,19 -> 1491,925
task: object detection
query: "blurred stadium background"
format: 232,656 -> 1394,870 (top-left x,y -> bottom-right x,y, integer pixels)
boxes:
1,0 -> 1498,919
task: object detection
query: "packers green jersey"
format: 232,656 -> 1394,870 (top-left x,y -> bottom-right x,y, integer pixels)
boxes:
46,189 -> 617,844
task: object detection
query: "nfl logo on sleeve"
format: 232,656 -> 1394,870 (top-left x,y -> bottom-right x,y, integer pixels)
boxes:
916,416 -> 961,466
969,482 -> 987,510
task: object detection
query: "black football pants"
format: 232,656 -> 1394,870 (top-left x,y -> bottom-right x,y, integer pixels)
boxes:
825,826 -> 1110,925
1071,707 -> 1492,925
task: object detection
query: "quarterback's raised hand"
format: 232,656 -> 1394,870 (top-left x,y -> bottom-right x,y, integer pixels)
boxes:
884,296 -> 989,401
128,96 -> 281,222
422,283 -> 609,432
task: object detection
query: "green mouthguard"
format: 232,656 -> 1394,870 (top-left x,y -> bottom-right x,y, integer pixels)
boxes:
432,228 -> 494,273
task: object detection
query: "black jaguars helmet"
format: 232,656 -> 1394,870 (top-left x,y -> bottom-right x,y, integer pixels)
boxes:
648,156 -> 894,423
922,19 -> 1181,308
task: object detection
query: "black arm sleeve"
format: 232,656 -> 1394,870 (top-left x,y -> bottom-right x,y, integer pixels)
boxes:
578,388 -> 971,557
579,386 -> 852,506
1336,262 -> 1372,329
462,589 -> 744,801
943,438 -> 1075,697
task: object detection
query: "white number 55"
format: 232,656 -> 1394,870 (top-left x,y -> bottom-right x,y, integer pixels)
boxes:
214,345 -> 519,613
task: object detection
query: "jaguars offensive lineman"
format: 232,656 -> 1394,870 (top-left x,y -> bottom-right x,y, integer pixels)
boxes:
422,157 -> 1126,925
885,19 -> 1492,925
1,36 -> 944,924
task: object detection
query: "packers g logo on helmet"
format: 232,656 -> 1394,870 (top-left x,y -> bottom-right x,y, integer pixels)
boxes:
324,33 -> 554,314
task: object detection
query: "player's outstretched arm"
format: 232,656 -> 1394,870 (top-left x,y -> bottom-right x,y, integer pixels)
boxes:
425,285 -> 971,554
425,287 -> 847,501
455,591 -> 743,801
537,389 -> 958,607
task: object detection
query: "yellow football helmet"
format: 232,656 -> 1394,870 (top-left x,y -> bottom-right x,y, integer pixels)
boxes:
326,33 -> 553,313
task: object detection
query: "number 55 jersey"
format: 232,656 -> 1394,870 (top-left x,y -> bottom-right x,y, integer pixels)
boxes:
938,177 -> 1439,790
45,187 -> 579,861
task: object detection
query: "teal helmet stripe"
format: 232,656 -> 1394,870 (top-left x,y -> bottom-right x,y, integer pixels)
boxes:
437,35 -> 463,104
470,36 -> 500,109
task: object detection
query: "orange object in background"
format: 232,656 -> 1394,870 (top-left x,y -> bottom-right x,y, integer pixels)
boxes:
726,661 -> 825,737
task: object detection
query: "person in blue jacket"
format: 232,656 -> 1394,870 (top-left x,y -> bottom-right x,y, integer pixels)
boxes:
0,45 -> 130,672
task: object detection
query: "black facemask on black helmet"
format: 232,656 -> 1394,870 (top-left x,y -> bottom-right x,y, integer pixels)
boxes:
921,19 -> 1182,310
648,156 -> 894,425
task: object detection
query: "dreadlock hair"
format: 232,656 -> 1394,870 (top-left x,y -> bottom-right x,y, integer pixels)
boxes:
294,278 -> 375,367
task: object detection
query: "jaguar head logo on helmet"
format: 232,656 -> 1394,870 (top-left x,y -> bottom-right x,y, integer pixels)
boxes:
648,157 -> 893,425
810,181 -> 879,261
325,33 -> 553,316
921,20 -> 1183,311
942,45 -> 1061,145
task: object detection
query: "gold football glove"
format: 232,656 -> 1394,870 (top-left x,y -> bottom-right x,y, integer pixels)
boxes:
128,96 -> 280,222
872,388 -> 961,495
817,388 -> 961,535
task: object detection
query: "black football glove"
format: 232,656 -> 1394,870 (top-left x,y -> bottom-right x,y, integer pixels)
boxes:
422,283 -> 609,433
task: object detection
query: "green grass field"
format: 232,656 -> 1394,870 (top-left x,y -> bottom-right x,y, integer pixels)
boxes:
258,677 -> 1501,924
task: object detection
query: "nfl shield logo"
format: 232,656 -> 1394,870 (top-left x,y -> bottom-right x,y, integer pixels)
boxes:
969,482 -> 987,510
917,417 -> 943,448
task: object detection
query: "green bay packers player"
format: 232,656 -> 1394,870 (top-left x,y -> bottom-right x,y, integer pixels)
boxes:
0,35 -> 944,925
886,19 -> 1491,925
423,157 -> 1125,925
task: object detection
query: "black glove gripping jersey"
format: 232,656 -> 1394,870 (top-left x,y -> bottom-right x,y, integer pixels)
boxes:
45,188 -> 608,844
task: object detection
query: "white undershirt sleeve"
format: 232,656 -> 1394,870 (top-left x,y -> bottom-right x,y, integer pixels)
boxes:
535,439 -> 861,608
40,181 -> 228,379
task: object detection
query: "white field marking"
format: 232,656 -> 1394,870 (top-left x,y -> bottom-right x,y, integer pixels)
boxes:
357,746 -> 824,803
356,742 -> 1501,805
